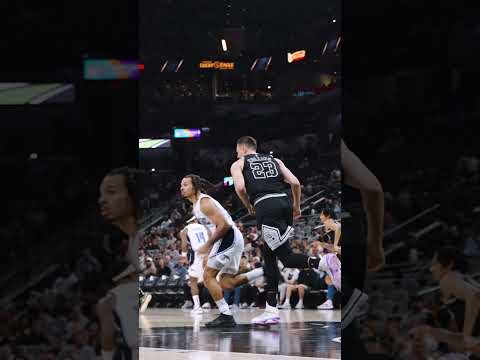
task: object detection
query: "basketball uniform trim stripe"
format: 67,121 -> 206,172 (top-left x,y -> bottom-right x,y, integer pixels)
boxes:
209,228 -> 235,258
254,193 -> 288,207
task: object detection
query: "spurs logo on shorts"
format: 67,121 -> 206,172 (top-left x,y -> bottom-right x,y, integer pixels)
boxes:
262,224 -> 294,251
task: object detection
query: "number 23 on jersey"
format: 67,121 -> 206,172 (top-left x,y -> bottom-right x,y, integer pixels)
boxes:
249,160 -> 279,179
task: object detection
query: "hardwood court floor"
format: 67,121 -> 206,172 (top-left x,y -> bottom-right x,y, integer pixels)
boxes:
140,308 -> 341,360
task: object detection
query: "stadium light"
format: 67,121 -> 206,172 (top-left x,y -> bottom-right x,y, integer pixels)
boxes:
221,39 -> 228,52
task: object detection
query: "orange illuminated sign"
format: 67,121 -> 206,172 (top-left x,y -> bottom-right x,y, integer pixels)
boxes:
199,61 -> 235,70
287,50 -> 306,63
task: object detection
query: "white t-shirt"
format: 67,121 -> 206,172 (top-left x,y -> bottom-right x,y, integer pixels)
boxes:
185,223 -> 210,252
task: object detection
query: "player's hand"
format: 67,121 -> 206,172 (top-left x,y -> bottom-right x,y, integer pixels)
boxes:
247,204 -> 256,216
293,207 -> 301,220
367,241 -> 385,272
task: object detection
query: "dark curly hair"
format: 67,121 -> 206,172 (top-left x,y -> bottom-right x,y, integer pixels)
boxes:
106,166 -> 143,220
184,174 -> 216,194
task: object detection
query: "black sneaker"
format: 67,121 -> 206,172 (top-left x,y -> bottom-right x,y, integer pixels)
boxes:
205,313 -> 236,328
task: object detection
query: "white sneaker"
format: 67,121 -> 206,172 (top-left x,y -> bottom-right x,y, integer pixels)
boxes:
295,301 -> 304,310
317,299 -> 334,310
190,306 -> 203,315
249,302 -> 257,308
279,302 -> 291,310
240,303 -> 249,309
182,300 -> 193,309
202,302 -> 212,309
140,293 -> 152,313
252,309 -> 281,325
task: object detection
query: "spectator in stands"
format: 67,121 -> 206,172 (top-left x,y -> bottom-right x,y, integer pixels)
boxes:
426,246 -> 480,338
156,258 -> 171,277
172,256 -> 188,278
143,257 -> 157,276
164,255 -> 174,270
278,266 -> 300,308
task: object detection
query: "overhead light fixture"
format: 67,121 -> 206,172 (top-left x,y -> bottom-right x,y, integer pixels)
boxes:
332,19 -> 336,23
221,39 -> 228,52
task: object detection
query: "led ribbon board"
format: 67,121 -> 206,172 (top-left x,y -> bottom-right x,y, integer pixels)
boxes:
139,139 -> 171,149
173,128 -> 202,139
84,59 -> 142,80
199,61 -> 235,70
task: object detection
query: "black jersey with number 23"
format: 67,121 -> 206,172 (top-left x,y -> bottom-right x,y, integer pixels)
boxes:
243,153 -> 287,202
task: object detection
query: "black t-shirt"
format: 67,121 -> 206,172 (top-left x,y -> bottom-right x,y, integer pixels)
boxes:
243,153 -> 288,201
157,266 -> 171,277
298,269 -> 322,289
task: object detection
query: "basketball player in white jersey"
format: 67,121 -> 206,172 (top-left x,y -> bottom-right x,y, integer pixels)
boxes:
97,167 -> 141,360
179,216 -> 211,314
180,174 -> 264,328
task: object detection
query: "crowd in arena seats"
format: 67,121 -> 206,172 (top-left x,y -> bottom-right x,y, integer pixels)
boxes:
145,79 -> 277,106
0,241 -> 107,360
345,123 -> 480,359
152,80 -> 211,105
1,158 -> 94,269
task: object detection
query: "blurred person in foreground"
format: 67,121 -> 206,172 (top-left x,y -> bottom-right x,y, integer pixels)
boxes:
96,167 -> 141,360
341,139 -> 385,357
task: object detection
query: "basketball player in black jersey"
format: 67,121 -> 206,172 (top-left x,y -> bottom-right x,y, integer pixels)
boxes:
231,136 -> 325,324
97,167 -> 141,360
